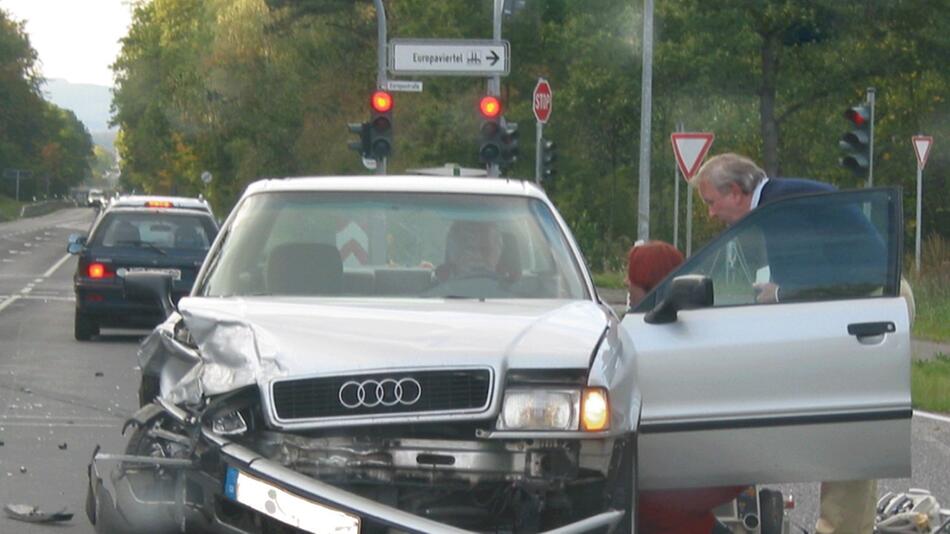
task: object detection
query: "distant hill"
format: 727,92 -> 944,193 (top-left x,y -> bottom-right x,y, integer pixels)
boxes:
42,78 -> 114,134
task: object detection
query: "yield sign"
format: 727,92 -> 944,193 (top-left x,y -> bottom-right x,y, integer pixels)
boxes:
912,135 -> 934,170
671,132 -> 715,180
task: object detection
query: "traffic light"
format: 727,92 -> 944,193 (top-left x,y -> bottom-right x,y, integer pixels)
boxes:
479,96 -> 503,165
369,90 -> 393,159
348,122 -> 370,158
839,104 -> 870,175
540,138 -> 557,181
500,120 -> 519,169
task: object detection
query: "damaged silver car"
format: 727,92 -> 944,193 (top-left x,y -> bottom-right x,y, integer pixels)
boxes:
87,177 -> 911,533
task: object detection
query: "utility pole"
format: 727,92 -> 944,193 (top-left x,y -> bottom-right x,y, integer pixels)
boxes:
637,0 -> 655,241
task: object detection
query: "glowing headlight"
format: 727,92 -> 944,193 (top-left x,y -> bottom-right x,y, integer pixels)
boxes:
497,389 -> 581,431
581,387 -> 609,431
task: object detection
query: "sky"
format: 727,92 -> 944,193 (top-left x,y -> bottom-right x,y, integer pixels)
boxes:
1,0 -> 133,87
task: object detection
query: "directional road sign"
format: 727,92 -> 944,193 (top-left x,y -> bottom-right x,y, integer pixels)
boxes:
670,132 -> 715,180
533,78 -> 552,124
389,39 -> 509,76
912,135 -> 933,170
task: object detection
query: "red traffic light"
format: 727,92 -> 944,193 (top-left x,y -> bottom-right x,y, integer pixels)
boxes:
479,96 -> 502,119
844,105 -> 869,127
371,91 -> 393,113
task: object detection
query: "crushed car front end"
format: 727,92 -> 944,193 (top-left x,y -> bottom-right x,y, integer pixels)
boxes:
87,177 -> 640,533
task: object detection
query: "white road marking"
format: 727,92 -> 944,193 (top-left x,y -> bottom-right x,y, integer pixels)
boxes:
0,296 -> 21,313
42,253 -> 72,278
0,421 -> 118,429
915,410 -> 950,425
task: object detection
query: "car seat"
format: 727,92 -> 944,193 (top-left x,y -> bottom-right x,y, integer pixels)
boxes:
111,220 -> 141,245
266,243 -> 343,295
174,224 -> 204,249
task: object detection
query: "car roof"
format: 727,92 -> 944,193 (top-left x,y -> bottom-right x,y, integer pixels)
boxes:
110,195 -> 211,210
102,206 -> 216,219
242,176 -> 547,200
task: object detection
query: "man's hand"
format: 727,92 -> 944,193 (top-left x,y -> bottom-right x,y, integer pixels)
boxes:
754,282 -> 780,303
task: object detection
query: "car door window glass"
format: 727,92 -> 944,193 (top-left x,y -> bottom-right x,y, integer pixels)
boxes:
650,189 -> 899,307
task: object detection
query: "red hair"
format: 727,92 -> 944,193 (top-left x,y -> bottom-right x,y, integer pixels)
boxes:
627,241 -> 685,293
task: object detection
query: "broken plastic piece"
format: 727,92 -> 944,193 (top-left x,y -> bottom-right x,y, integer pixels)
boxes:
4,504 -> 74,523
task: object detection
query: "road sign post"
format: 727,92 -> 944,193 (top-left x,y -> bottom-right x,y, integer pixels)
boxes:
533,78 -> 552,184
670,132 -> 714,256
672,122 -> 683,250
912,135 -> 934,274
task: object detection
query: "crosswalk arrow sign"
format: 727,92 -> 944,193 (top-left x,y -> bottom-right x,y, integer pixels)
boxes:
671,132 -> 715,180
912,135 -> 933,170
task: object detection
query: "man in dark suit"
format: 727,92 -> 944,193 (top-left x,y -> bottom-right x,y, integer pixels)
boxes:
692,152 -> 880,532
694,153 -> 886,305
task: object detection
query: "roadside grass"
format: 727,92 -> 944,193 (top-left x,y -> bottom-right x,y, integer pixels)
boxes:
912,355 -> 950,414
592,270 -> 626,289
0,195 -> 23,222
907,235 -> 950,342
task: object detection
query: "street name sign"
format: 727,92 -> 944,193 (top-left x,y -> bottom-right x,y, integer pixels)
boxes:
912,135 -> 933,170
533,78 -> 553,124
389,39 -> 510,76
385,80 -> 423,93
670,132 -> 715,180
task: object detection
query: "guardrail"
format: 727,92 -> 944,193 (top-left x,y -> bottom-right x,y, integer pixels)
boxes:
19,199 -> 78,218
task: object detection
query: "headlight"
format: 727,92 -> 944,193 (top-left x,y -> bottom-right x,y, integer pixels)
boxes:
581,387 -> 609,431
212,410 -> 248,436
497,388 -> 580,431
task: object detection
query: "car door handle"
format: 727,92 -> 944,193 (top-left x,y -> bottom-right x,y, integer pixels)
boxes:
847,321 -> 895,337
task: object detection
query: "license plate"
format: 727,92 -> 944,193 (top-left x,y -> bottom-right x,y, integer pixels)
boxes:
224,467 -> 360,533
116,267 -> 181,281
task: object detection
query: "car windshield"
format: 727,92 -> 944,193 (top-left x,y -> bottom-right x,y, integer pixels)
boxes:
199,191 -> 588,300
91,211 -> 217,251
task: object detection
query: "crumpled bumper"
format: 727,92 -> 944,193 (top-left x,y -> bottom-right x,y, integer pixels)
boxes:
87,427 -> 626,534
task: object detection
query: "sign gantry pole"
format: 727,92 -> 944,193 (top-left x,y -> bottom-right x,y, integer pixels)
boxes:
912,135 -> 934,274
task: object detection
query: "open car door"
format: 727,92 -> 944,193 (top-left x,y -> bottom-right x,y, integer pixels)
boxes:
623,188 -> 911,490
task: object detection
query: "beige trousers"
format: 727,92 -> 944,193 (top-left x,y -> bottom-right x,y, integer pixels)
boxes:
814,480 -> 878,534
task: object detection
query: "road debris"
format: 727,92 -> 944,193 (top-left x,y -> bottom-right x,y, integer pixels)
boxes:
4,504 -> 74,523
58,442 -> 67,450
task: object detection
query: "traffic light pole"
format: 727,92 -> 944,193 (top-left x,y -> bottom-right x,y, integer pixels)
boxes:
373,0 -> 388,175
867,87 -> 875,187
484,0 -> 505,178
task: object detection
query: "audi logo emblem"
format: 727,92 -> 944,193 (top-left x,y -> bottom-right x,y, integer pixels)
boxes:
338,378 -> 422,409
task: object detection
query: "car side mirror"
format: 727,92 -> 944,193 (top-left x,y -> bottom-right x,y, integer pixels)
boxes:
124,271 -> 176,318
67,234 -> 86,254
644,275 -> 713,324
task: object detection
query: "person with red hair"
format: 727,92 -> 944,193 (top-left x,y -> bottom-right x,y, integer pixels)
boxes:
626,240 -> 743,533
626,240 -> 685,307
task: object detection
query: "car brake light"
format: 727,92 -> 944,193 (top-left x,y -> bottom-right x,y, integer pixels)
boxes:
87,262 -> 112,279
146,200 -> 173,208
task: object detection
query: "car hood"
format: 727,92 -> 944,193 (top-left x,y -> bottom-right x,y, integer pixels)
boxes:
174,297 -> 609,398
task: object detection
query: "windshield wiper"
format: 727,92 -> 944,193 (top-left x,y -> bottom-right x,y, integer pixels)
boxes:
116,240 -> 167,255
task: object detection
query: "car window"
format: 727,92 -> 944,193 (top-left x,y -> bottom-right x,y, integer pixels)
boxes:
645,189 -> 900,308
199,191 -> 588,299
92,212 -> 217,250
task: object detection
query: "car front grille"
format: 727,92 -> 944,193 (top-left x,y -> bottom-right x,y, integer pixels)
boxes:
271,369 -> 493,421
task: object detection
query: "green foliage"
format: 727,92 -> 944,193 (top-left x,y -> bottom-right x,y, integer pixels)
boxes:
106,0 -> 950,257
0,8 -> 94,199
907,234 -> 950,342
912,355 -> 950,414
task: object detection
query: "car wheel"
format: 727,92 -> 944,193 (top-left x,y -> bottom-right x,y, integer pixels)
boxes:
759,488 -> 784,534
74,310 -> 99,341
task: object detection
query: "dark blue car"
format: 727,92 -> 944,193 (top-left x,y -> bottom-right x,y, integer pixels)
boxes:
68,204 -> 218,340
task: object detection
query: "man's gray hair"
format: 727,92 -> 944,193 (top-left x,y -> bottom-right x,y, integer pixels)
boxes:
693,153 -> 767,194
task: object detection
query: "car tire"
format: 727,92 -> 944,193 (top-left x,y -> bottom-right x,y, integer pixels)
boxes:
759,488 -> 784,534
74,310 -> 99,341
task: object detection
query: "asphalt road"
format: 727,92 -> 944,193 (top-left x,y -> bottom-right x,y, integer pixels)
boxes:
0,207 -> 947,533
0,208 -> 142,534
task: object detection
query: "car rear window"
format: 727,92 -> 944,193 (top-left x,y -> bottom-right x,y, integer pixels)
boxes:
91,211 -> 218,250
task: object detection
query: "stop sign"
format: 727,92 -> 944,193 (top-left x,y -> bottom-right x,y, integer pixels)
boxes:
533,78 -> 552,124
